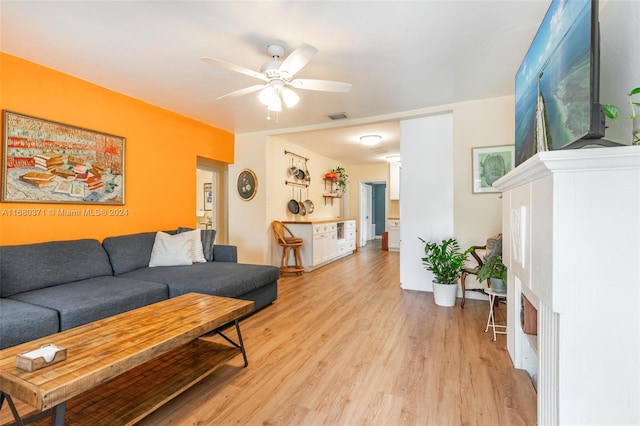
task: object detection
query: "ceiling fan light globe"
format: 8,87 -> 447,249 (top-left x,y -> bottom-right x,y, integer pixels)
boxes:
268,96 -> 282,112
259,85 -> 277,106
282,87 -> 299,108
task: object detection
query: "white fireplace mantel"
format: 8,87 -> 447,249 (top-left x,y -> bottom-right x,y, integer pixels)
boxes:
493,146 -> 640,426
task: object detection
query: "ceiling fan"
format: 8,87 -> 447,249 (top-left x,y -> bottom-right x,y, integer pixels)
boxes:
201,42 -> 352,112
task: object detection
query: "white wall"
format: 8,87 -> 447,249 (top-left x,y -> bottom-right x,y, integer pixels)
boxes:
396,97 -> 514,295
229,133 -> 269,264
599,0 -> 640,144
454,97 -> 514,248
399,113 -> 454,292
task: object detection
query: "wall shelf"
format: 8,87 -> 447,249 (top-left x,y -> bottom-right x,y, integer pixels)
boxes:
322,194 -> 342,205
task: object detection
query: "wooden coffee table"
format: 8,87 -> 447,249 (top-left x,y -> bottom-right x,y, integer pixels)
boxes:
0,293 -> 253,425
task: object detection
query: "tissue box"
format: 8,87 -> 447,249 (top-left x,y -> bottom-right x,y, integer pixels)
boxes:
16,344 -> 67,372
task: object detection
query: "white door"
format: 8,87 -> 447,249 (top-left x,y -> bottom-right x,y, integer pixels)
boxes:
359,183 -> 373,247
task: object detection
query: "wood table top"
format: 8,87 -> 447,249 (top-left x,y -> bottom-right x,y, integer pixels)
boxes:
0,293 -> 253,411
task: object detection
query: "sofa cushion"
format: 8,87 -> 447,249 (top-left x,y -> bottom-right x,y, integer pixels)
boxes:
178,227 -> 216,261
0,299 -> 60,349
174,228 -> 206,263
0,239 -> 113,297
148,232 -> 193,267
103,232 -> 157,275
9,276 -> 168,330
119,262 -> 280,299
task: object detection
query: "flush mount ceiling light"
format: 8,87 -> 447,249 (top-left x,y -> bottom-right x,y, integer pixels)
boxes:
386,155 -> 401,163
360,135 -> 382,146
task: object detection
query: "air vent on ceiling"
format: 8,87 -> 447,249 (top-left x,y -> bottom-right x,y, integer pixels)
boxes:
328,112 -> 348,120
370,148 -> 387,154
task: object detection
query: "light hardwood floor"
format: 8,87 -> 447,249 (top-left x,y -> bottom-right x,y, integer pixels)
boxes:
2,240 -> 536,425
142,240 -> 536,425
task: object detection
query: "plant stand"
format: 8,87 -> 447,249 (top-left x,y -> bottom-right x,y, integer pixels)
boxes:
483,288 -> 507,341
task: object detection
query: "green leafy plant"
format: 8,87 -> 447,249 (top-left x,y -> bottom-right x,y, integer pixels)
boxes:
601,87 -> 640,121
333,166 -> 349,191
477,255 -> 507,283
418,238 -> 471,284
602,87 -> 640,145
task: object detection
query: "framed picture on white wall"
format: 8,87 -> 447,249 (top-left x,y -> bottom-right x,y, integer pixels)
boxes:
472,145 -> 515,193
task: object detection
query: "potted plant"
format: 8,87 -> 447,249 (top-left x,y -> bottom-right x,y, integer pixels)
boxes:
333,166 -> 349,192
419,237 -> 470,307
477,255 -> 507,293
601,87 -> 640,145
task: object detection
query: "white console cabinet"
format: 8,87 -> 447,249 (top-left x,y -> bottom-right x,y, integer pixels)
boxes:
387,219 -> 400,251
493,146 -> 640,426
284,219 -> 356,272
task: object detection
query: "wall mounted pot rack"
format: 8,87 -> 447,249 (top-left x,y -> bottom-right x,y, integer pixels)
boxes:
284,150 -> 309,161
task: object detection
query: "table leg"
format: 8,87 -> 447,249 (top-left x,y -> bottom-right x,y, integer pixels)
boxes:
1,391 -> 68,426
1,391 -> 25,425
215,319 -> 248,367
51,402 -> 66,426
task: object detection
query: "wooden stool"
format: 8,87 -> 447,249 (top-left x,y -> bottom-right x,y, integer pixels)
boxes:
272,221 -> 305,275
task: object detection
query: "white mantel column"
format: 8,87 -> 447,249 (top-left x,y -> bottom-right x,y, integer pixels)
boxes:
494,146 -> 640,426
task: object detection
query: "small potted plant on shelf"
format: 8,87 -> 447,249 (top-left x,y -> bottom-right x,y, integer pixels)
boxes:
601,86 -> 640,145
333,166 -> 348,193
419,237 -> 471,307
325,166 -> 349,194
477,255 -> 507,293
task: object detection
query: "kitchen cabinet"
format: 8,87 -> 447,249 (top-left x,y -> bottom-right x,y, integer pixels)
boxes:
387,219 -> 400,251
389,162 -> 401,200
337,219 -> 356,256
284,219 -> 356,272
313,223 -> 337,264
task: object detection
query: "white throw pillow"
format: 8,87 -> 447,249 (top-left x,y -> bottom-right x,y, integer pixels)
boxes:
148,231 -> 193,267
184,229 -> 207,263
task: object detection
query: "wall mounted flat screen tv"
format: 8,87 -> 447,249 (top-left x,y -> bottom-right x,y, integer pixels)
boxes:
515,0 -> 607,166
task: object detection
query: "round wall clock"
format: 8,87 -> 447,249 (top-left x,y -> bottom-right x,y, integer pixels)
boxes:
236,169 -> 257,201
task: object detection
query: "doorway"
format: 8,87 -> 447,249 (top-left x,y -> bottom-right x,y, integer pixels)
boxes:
196,158 -> 228,243
359,181 -> 387,247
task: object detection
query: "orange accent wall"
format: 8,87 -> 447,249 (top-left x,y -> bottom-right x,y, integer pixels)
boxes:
0,53 -> 234,245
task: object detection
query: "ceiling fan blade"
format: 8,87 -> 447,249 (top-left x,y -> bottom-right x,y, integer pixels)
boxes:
279,43 -> 318,78
289,79 -> 352,93
216,84 -> 265,101
201,57 -> 268,82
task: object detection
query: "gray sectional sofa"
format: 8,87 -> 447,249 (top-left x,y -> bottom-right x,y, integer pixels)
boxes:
0,231 -> 279,350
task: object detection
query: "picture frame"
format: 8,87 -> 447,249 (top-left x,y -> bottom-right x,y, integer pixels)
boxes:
472,145 -> 515,194
203,182 -> 213,211
236,169 -> 257,201
2,110 -> 125,205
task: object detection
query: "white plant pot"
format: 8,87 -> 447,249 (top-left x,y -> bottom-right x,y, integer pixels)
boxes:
432,281 -> 458,307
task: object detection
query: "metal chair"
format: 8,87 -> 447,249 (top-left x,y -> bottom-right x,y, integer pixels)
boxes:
271,221 -> 304,275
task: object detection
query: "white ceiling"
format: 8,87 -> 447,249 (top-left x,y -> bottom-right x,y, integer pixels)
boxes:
0,1 -> 550,164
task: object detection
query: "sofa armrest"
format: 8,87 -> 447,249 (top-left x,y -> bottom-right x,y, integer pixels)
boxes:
212,245 -> 237,263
